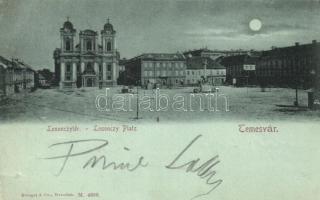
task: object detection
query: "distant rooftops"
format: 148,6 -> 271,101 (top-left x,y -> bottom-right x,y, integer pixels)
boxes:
0,56 -> 34,71
186,57 -> 225,70
131,53 -> 186,61
262,40 -> 319,57
183,48 -> 250,57
221,54 -> 259,66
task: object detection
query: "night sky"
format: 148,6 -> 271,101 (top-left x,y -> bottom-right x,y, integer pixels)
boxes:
0,0 -> 320,70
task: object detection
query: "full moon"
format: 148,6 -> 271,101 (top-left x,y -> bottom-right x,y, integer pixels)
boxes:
249,19 -> 262,31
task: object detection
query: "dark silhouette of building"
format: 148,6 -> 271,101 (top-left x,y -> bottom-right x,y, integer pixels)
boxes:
221,54 -> 259,86
256,41 -> 320,89
221,40 -> 320,88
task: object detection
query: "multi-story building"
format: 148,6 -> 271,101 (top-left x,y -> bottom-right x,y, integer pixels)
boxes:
256,40 -> 320,88
221,40 -> 320,88
0,56 -> 35,96
185,57 -> 226,86
221,54 -> 259,86
16,60 -> 35,92
53,18 -> 119,89
125,53 -> 186,88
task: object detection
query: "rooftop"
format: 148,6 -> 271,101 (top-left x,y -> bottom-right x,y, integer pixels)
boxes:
0,55 -> 34,71
261,41 -> 320,57
183,48 -> 250,57
133,53 -> 186,61
221,54 -> 259,66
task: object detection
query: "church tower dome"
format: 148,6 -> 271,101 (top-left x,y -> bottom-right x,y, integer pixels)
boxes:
104,22 -> 113,31
61,17 -> 76,32
102,18 -> 116,34
60,17 -> 76,52
101,18 -> 116,53
63,21 -> 73,30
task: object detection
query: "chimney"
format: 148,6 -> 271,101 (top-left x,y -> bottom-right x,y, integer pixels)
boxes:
312,40 -> 317,44
295,42 -> 299,46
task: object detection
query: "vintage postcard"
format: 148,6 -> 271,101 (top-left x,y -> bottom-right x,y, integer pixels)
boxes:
0,0 -> 320,200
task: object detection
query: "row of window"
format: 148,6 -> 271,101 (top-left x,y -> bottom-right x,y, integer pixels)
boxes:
228,68 -> 309,77
227,65 -> 308,75
65,63 -> 112,73
256,69 -> 303,76
186,70 -> 225,76
226,57 -> 315,72
64,39 -> 112,52
143,70 -> 184,77
65,63 -> 113,81
142,62 -> 185,70
65,74 -> 112,81
260,56 -> 314,67
3,71 -> 34,83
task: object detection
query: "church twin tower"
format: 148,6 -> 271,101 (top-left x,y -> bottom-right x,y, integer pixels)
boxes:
54,18 -> 119,89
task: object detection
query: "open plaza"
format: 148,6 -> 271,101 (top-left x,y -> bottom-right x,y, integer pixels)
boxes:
0,86 -> 319,123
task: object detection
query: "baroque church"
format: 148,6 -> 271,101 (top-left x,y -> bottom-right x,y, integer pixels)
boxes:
53,18 -> 119,88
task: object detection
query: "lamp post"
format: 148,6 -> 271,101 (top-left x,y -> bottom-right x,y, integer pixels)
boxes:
294,59 -> 300,107
308,69 -> 316,109
295,84 -> 299,106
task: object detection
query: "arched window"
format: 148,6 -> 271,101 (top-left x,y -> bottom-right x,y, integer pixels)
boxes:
107,41 -> 112,51
87,40 -> 92,51
66,39 -> 71,51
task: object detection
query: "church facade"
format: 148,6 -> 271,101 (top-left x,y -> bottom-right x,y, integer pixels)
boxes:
53,19 -> 119,89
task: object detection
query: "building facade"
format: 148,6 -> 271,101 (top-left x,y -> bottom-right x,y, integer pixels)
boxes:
221,40 -> 320,88
53,19 -> 119,89
185,57 -> 226,86
256,41 -> 320,88
0,56 -> 35,97
125,53 -> 186,88
221,54 -> 259,86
